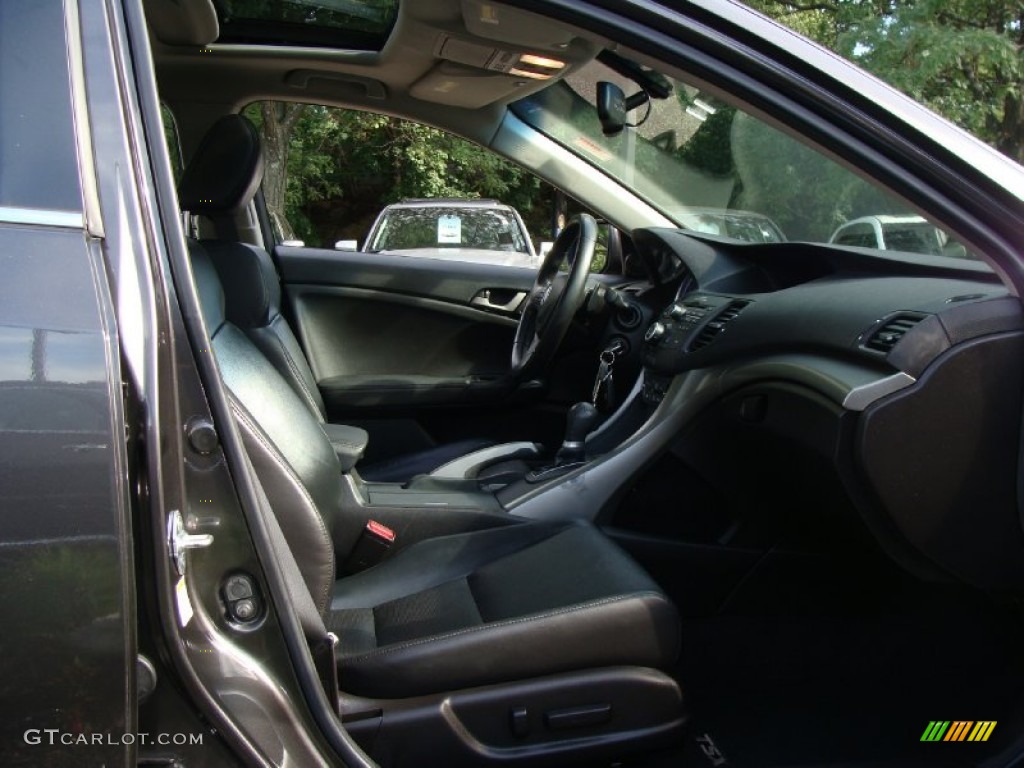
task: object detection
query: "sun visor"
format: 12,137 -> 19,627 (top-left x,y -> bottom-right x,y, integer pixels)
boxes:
143,0 -> 218,47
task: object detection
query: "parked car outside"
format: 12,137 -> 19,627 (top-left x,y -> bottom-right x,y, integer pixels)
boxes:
829,214 -> 968,256
674,208 -> 786,243
360,199 -> 539,268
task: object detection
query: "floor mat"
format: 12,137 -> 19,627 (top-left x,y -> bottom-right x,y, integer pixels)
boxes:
674,560 -> 1024,767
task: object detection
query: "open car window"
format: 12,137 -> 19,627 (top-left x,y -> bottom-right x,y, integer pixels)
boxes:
244,101 -> 612,271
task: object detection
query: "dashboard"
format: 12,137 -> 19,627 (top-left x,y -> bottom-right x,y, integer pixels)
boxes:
628,226 -> 1024,591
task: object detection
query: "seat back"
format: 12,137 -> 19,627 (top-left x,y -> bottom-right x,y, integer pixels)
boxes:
177,114 -> 327,421
190,245 -> 350,615
206,241 -> 327,420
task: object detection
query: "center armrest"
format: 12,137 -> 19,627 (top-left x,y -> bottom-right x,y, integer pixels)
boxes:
428,441 -> 543,479
322,422 -> 369,472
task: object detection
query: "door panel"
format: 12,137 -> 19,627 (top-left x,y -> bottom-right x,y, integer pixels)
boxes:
0,226 -> 136,766
274,246 -> 559,448
289,285 -> 517,409
278,245 -> 537,307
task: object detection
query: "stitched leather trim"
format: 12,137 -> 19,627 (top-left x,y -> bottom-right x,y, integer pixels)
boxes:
346,591 -> 669,660
266,316 -> 324,419
330,437 -> 364,450
230,399 -> 334,615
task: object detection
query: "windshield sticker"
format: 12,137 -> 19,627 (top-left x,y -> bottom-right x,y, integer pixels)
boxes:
438,215 -> 462,244
573,136 -> 611,162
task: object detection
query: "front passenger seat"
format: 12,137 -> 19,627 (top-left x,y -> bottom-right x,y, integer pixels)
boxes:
188,246 -> 685,761
177,114 -> 493,482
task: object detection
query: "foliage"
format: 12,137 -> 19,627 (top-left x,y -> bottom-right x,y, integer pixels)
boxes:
676,107 -> 738,177
748,0 -> 1024,162
245,2 -> 1024,251
249,103 -> 550,248
730,112 -> 910,239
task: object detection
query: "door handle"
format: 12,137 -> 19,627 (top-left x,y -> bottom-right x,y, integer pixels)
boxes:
471,289 -> 526,313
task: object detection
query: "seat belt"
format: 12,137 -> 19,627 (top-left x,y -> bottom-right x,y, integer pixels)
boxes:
246,454 -> 340,712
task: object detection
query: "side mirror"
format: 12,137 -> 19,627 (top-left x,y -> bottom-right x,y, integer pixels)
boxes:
538,241 -> 554,259
281,239 -> 305,247
334,239 -> 358,251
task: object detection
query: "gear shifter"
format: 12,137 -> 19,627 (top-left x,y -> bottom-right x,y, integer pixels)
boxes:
556,401 -> 601,465
525,402 -> 601,484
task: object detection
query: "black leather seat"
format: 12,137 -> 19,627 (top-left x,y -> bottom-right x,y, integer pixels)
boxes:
178,114 -> 492,482
189,246 -> 682,699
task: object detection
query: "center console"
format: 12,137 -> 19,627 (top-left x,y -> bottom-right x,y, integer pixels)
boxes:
641,293 -> 738,404
345,290 -> 747,526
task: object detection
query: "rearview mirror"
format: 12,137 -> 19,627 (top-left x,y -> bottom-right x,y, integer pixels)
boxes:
597,81 -> 650,136
597,81 -> 627,136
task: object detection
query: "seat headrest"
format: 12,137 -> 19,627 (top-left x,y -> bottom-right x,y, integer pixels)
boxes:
189,244 -> 227,334
143,0 -> 218,46
178,115 -> 264,217
204,241 -> 282,327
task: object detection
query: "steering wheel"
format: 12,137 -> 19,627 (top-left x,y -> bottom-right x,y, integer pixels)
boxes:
511,214 -> 597,379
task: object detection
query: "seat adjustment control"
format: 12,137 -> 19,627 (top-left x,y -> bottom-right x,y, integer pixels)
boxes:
510,707 -> 530,738
222,573 -> 262,624
544,703 -> 612,731
186,417 -> 219,455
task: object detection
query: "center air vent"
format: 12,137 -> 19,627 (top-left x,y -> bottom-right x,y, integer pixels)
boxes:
689,300 -> 751,351
863,313 -> 926,353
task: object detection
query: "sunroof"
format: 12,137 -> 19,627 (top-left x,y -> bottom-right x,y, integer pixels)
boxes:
212,0 -> 399,50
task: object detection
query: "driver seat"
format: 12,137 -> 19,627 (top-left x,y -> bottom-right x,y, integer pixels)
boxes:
178,115 -> 493,482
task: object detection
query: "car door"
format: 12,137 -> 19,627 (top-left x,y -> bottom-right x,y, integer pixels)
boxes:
273,241 -> 576,455
252,105 -> 591,453
0,4 -> 136,764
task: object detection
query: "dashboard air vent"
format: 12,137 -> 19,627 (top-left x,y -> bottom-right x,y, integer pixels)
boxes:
689,300 -> 751,351
864,313 -> 925,353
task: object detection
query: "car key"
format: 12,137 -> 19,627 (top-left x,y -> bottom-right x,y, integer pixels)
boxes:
591,349 -> 616,405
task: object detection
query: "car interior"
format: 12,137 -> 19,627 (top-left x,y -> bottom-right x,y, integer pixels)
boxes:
142,0 -> 1024,766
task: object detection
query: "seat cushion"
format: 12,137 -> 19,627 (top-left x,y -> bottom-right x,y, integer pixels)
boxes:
357,437 -> 494,482
329,522 -> 680,698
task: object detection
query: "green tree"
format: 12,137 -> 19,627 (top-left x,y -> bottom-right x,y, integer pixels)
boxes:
748,0 -> 1024,161
249,102 -> 551,248
244,102 -> 307,240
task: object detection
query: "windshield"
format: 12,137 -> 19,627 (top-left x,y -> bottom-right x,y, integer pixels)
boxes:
368,206 -> 531,254
514,57 -> 975,260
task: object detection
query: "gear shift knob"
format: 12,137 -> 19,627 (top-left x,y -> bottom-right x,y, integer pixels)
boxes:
556,401 -> 600,464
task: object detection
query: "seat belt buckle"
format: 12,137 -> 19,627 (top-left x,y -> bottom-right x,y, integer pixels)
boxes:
343,520 -> 396,574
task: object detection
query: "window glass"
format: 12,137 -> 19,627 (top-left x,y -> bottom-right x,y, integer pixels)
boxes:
247,102 -> 607,271
213,0 -> 398,50
0,3 -> 81,212
161,105 -> 183,184
513,57 -> 977,261
882,223 -> 944,255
